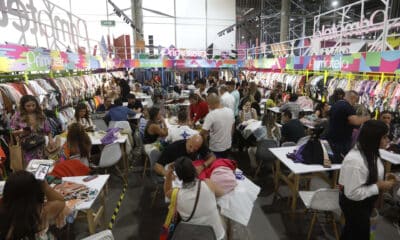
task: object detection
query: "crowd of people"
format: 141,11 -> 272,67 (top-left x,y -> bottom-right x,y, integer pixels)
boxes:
0,71 -> 399,239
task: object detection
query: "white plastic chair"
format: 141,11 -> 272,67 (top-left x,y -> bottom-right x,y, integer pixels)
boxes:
109,120 -> 133,156
299,188 -> 340,240
91,143 -> 126,184
81,230 -> 114,240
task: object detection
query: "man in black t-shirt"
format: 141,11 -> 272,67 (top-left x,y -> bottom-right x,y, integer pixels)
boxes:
327,90 -> 369,163
281,110 -> 305,143
154,135 -> 216,176
127,94 -> 143,112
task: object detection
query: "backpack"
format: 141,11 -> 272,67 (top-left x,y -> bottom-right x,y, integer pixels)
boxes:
287,126 -> 332,167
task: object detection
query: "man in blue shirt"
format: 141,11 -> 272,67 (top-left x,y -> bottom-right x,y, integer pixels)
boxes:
105,98 -> 136,121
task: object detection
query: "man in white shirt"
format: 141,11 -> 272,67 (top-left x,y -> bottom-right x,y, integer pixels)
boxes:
201,93 -> 235,158
227,80 -> 240,117
219,84 -> 235,113
166,109 -> 198,143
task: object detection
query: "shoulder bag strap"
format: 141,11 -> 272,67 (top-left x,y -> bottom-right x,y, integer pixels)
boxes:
163,188 -> 179,227
183,180 -> 201,222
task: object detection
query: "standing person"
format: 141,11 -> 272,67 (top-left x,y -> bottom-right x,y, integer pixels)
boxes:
248,82 -> 261,103
11,95 -> 54,163
201,94 -> 235,158
73,102 -> 94,131
115,77 -> 131,101
280,93 -> 301,119
327,91 -> 369,163
339,120 -> 396,240
227,80 -> 240,118
188,93 -> 209,125
219,84 -> 235,113
0,171 -> 66,239
195,79 -> 208,99
105,98 -> 136,122
329,88 -> 345,105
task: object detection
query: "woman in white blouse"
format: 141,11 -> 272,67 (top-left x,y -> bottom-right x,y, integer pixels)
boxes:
164,157 -> 225,240
339,120 -> 396,239
73,102 -> 94,131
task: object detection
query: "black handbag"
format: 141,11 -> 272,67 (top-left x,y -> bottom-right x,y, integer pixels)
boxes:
21,134 -> 45,151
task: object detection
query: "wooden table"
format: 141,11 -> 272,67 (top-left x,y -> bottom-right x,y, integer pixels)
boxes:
62,174 -> 110,234
269,146 -> 341,212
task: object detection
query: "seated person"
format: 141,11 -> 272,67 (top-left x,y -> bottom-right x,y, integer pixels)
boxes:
59,123 -> 92,166
73,102 -> 94,131
280,93 -> 301,119
239,97 -> 258,123
380,111 -> 395,141
0,171 -> 66,239
314,102 -> 330,119
281,110 -> 305,143
127,93 -> 143,113
188,93 -> 209,125
143,107 -> 168,144
164,157 -> 225,240
166,109 -> 198,143
96,96 -> 114,112
154,134 -> 216,176
105,98 -> 136,122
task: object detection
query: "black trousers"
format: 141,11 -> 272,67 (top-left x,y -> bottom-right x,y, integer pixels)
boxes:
339,192 -> 378,240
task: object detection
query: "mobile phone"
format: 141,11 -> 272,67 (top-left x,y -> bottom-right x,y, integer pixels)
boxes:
83,175 -> 98,182
35,164 -> 50,181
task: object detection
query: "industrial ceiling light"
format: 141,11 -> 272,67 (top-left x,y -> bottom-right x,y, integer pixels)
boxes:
332,0 -> 339,7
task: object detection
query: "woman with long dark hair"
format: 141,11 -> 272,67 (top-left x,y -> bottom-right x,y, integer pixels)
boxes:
60,123 -> 92,165
11,95 -> 54,163
143,107 -> 168,144
164,157 -> 225,240
339,120 -> 396,239
74,102 -> 94,131
0,171 -> 65,239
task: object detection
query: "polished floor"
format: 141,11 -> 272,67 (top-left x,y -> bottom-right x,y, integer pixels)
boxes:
72,150 -> 400,240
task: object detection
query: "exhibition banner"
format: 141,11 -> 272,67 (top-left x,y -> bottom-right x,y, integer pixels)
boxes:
0,43 -> 399,73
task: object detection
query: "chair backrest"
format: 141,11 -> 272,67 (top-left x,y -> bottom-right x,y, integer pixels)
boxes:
281,141 -> 296,147
310,188 -> 340,211
99,143 -> 122,168
255,139 -> 278,162
81,230 -> 114,240
297,136 -> 310,146
94,119 -> 108,131
112,121 -> 131,132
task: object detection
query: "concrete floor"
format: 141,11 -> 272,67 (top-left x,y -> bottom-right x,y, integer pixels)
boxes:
70,150 -> 400,240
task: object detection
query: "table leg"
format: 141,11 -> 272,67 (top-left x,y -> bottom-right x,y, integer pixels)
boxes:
332,170 -> 339,188
86,209 -> 96,234
101,190 -> 106,228
384,161 -> 392,175
121,142 -> 128,177
274,159 -> 281,192
291,174 -> 300,212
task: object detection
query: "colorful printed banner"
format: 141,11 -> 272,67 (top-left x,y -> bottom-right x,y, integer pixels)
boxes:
0,43 -> 399,73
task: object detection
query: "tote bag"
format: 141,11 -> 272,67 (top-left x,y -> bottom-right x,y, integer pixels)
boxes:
9,134 -> 24,171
